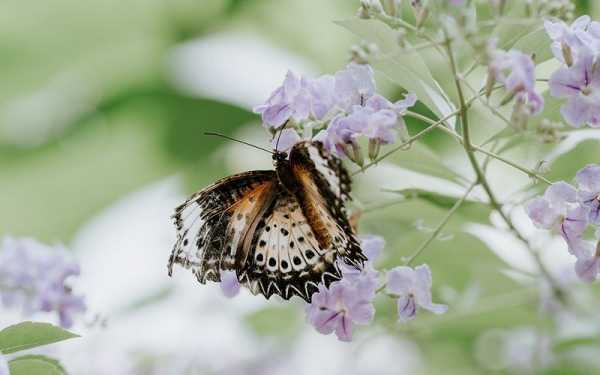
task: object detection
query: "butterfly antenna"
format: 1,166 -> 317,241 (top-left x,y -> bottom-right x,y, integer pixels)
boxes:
204,132 -> 275,154
274,120 -> 290,153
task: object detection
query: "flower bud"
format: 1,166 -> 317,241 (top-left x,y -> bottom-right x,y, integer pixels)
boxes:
510,96 -> 528,130
351,141 -> 365,166
499,89 -> 517,106
382,0 -> 401,17
415,7 -> 429,28
485,72 -> 496,98
368,138 -> 381,161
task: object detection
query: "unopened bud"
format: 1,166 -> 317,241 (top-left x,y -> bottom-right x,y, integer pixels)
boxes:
416,7 -> 429,28
357,4 -> 370,19
500,89 -> 517,106
510,96 -> 528,130
351,141 -> 364,166
368,138 -> 381,161
382,0 -> 401,17
485,72 -> 496,98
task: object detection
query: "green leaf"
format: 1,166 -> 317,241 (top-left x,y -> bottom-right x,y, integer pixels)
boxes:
9,355 -> 67,375
0,322 -> 79,354
512,26 -> 552,63
554,336 -> 600,352
336,18 -> 457,128
382,188 -> 486,211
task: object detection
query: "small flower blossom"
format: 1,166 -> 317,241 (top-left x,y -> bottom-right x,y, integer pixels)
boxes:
526,182 -> 588,248
386,264 -> 447,322
334,63 -> 376,111
575,164 -> 600,224
0,237 -> 86,328
272,128 -> 302,152
305,282 -> 375,341
489,47 -> 544,115
253,70 -> 311,128
359,234 -> 385,261
572,233 -> 600,282
549,49 -> 600,128
219,270 -> 241,298
545,15 -> 597,66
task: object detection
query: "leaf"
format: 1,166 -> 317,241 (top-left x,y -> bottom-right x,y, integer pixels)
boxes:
554,337 -> 600,353
512,26 -> 553,63
0,322 -> 79,354
336,18 -> 457,128
9,355 -> 67,375
383,188 -> 470,209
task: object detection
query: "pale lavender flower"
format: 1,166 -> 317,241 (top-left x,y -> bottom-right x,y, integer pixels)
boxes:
0,237 -> 85,328
334,63 -> 376,111
575,164 -> 600,224
489,48 -> 544,115
220,270 -> 241,298
272,128 -> 302,152
0,354 -> 8,375
359,234 -> 385,261
365,93 -> 417,114
253,70 -> 311,128
314,114 -> 363,159
525,182 -> 588,248
308,74 -> 337,120
545,16 -> 597,65
305,282 -> 375,341
548,49 -> 600,128
386,264 -> 447,322
572,235 -> 600,282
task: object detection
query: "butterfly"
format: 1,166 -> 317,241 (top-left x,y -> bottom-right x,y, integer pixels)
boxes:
167,140 -> 366,302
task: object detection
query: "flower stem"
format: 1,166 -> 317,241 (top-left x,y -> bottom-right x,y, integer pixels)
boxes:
443,34 -> 565,302
405,182 -> 477,266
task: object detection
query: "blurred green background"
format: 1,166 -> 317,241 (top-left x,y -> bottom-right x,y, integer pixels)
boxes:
2,1 -> 600,374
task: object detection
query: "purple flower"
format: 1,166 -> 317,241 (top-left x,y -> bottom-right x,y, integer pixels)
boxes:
0,354 -> 7,375
0,237 -> 86,328
526,182 -> 588,248
359,234 -> 385,261
272,128 -> 302,152
334,63 -> 376,111
545,16 -> 597,66
305,282 -> 375,341
220,270 -> 240,298
253,70 -> 311,128
314,114 -> 363,159
489,48 -> 544,115
308,74 -> 337,120
365,93 -> 417,114
386,264 -> 447,322
572,235 -> 600,282
576,164 -> 600,225
549,49 -> 600,128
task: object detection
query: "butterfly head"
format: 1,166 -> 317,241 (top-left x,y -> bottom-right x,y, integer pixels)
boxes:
272,151 -> 288,165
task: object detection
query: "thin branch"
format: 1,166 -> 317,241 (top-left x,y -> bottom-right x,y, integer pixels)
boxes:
442,33 -> 565,301
405,182 -> 477,265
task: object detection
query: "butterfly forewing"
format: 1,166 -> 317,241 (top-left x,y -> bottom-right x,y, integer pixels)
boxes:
168,170 -> 277,283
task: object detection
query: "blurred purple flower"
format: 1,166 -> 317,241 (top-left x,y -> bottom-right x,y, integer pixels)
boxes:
0,237 -> 86,328
334,63 -> 376,111
365,93 -> 417,114
545,16 -> 597,65
386,264 -> 447,322
253,70 -> 311,128
489,47 -> 544,115
220,270 -> 241,298
272,128 -> 302,152
308,75 -> 337,120
572,235 -> 600,282
305,282 -> 375,341
576,164 -> 600,224
359,234 -> 385,261
549,50 -> 600,128
526,182 -> 588,248
0,354 -> 7,375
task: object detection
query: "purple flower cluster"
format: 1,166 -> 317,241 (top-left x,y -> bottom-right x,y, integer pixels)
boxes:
304,235 -> 447,341
546,16 -> 600,128
0,237 -> 86,328
526,164 -> 600,282
254,63 -> 416,162
487,41 -> 544,117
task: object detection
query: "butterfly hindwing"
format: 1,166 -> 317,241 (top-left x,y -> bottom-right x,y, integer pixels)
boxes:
239,189 -> 342,301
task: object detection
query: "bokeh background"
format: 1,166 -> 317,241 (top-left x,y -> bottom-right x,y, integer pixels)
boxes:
2,0 -> 600,374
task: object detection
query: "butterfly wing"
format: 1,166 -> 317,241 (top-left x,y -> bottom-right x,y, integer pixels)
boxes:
288,141 -> 365,269
238,188 -> 344,301
168,170 -> 277,283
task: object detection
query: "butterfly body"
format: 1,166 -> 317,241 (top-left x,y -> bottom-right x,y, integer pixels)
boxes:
168,141 -> 365,301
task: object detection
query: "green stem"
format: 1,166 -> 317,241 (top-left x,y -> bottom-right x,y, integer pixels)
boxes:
405,182 -> 477,266
442,34 -> 565,301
